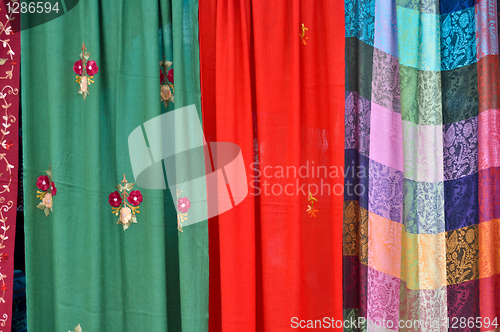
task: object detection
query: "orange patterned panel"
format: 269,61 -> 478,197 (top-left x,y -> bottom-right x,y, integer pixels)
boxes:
479,218 -> 500,279
446,225 -> 479,285
368,211 -> 402,279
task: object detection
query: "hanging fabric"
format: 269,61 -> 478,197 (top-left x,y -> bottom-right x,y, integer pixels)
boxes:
21,1 -> 208,331
0,1 -> 20,330
200,0 -> 345,330
344,0 -> 500,329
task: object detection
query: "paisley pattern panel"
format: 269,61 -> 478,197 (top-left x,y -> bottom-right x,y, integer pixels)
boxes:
344,0 -> 499,326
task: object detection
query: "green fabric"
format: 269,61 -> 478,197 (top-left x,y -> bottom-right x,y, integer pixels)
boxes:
21,1 -> 208,331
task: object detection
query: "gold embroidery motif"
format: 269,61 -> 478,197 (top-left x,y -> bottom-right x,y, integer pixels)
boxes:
306,192 -> 318,217
300,24 -> 308,45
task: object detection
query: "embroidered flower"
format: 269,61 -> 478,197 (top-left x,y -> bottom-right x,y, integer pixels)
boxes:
177,197 -> 191,213
119,207 -> 132,224
108,191 -> 122,207
160,60 -> 175,107
42,193 -> 53,209
36,175 -> 50,191
167,68 -> 174,83
75,43 -> 98,100
73,59 -> 83,76
86,60 -> 99,76
127,190 -> 143,206
109,175 -> 143,230
161,84 -> 172,101
36,167 -> 55,216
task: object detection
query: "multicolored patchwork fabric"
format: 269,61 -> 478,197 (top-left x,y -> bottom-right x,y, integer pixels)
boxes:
344,0 -> 500,330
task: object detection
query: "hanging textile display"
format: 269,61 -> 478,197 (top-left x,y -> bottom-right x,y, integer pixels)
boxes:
344,0 -> 500,330
199,0 -> 345,330
21,0 -> 208,331
0,1 -> 20,330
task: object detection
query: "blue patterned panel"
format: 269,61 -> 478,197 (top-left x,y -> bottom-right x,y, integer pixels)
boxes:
440,0 -> 475,15
397,6 -> 441,71
441,7 -> 477,71
346,0 -> 376,46
374,0 -> 399,58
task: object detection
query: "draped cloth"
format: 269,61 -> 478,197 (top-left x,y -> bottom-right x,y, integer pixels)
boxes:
200,1 -> 345,331
0,1 -> 20,330
21,1 -> 208,331
344,0 -> 500,330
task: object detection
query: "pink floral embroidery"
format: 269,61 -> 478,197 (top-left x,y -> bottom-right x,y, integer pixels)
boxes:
108,191 -> 122,207
73,59 -> 83,76
75,43 -> 98,100
109,175 -> 143,230
86,60 -> 99,76
176,189 -> 190,232
36,167 -> 56,216
160,60 -> 174,107
167,69 -> 174,84
127,190 -> 143,206
177,197 -> 191,213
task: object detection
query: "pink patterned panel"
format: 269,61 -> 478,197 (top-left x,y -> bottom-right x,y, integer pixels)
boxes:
367,267 -> 400,331
370,102 -> 404,172
478,109 -> 500,170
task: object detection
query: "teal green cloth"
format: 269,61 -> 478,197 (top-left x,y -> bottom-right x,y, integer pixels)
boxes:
21,1 -> 208,331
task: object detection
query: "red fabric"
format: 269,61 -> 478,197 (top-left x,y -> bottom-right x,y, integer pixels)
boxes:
200,1 -> 344,330
199,0 -> 222,330
0,1 -> 20,330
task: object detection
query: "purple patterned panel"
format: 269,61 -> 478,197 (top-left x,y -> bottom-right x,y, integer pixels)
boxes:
367,267 -> 400,330
447,279 -> 480,332
371,48 -> 401,114
443,117 -> 478,181
345,91 -> 371,157
369,159 -> 403,223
